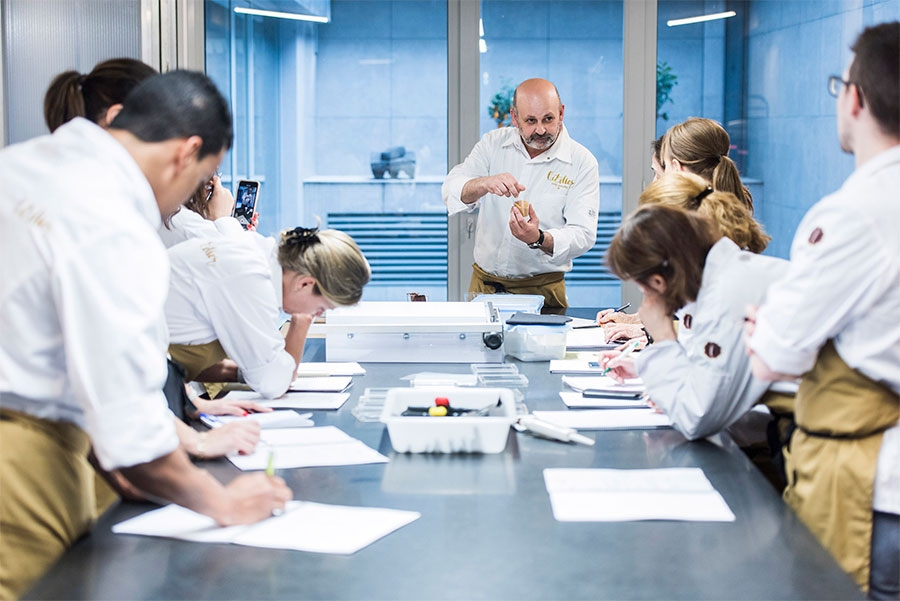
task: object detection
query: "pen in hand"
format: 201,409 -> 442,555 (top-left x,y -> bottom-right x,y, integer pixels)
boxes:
265,448 -> 276,477
613,302 -> 631,313
600,339 -> 641,376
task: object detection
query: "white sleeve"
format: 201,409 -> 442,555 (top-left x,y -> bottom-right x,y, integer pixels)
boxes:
750,203 -> 893,375
442,134 -> 494,216
59,231 -> 179,471
637,318 -> 763,441
200,270 -> 295,399
213,216 -> 245,236
544,156 -> 600,265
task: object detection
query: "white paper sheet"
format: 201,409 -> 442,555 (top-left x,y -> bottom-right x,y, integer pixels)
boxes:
561,375 -> 645,393
229,440 -> 388,471
543,468 -> 735,522
288,376 -> 352,392
565,328 -> 619,350
260,426 -> 353,446
295,362 -> 366,377
210,410 -> 314,429
532,409 -> 672,430
112,500 -> 420,554
559,391 -> 652,409
222,390 -> 351,410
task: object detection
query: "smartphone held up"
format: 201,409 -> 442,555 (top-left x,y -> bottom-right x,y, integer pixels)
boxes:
233,180 -> 260,229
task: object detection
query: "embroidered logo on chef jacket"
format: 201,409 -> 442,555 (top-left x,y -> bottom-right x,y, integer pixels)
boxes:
682,314 -> 693,329
201,242 -> 217,264
808,227 -> 824,245
704,342 -> 721,358
546,170 -> 574,191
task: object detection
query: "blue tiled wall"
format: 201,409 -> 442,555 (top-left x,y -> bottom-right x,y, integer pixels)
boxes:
744,0 -> 899,258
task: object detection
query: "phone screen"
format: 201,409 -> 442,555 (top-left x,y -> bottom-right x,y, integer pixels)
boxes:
233,180 -> 259,229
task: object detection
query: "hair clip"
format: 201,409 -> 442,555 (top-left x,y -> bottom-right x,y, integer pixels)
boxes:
693,186 -> 713,205
282,226 -> 320,247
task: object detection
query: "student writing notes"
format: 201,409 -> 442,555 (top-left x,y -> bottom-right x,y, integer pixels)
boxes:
0,71 -> 291,600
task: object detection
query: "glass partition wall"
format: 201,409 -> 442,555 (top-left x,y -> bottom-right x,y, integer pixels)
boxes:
205,0 -> 900,304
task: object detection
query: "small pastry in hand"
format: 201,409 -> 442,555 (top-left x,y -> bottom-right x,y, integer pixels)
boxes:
514,199 -> 530,217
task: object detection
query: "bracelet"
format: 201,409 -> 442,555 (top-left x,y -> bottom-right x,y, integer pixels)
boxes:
641,327 -> 654,345
196,432 -> 208,459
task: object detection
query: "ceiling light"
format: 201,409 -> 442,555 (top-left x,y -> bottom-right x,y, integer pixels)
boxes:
234,7 -> 329,23
667,11 -> 735,27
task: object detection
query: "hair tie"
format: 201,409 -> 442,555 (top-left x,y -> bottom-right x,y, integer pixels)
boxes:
693,186 -> 713,206
281,226 -> 320,248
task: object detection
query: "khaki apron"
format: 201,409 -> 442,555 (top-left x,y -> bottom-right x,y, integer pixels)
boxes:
168,340 -> 230,400
782,340 -> 899,591
0,409 -> 95,600
470,263 -> 568,315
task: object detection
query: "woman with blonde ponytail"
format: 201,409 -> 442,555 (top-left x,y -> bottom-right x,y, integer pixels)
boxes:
661,117 -> 754,213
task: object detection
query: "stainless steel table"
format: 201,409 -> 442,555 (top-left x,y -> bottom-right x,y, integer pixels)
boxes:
24,315 -> 863,600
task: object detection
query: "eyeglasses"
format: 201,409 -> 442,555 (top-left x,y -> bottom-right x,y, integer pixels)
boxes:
827,75 -> 850,97
827,75 -> 864,107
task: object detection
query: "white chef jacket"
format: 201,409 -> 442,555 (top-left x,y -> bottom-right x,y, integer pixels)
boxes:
442,124 -> 600,278
0,118 -> 178,471
637,238 -> 790,441
158,206 -> 244,248
750,145 -> 900,514
165,232 -> 296,398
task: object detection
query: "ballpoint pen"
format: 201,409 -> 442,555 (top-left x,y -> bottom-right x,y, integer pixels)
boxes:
265,448 -> 276,477
613,302 -> 631,313
599,339 -> 641,376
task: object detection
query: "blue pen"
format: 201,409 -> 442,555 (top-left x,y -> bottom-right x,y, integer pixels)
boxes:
199,413 -> 223,429
613,302 -> 631,313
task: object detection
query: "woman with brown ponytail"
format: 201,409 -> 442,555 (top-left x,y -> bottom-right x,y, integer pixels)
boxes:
662,117 -> 754,213
165,227 -> 371,399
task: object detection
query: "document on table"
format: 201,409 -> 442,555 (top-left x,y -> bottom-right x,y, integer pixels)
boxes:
567,316 -> 601,329
289,376 -> 352,392
559,392 -> 651,409
561,375 -> 645,393
532,409 -> 672,430
565,328 -> 619,351
209,410 -> 314,429
551,360 -> 645,375
228,426 -> 388,471
223,390 -> 351,411
295,362 -> 366,377
543,467 -> 735,522
112,500 -> 421,554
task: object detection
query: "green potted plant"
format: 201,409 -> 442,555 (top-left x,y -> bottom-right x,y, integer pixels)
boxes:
488,84 -> 515,128
656,61 -> 678,121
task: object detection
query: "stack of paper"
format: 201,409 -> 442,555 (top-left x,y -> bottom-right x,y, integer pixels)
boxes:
223,390 -> 350,411
294,362 -> 366,377
206,410 -> 314,429
559,392 -> 651,409
112,500 -> 420,554
561,375 -> 645,393
565,328 -> 620,351
228,426 -> 388,471
532,409 -> 671,430
289,376 -> 353,393
543,467 -> 735,522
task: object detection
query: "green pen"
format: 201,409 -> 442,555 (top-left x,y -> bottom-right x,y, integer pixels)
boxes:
265,448 -> 276,477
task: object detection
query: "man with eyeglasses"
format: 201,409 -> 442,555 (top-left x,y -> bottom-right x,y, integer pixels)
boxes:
744,21 -> 899,599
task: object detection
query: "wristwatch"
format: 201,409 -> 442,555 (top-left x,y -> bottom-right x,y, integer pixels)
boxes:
528,229 -> 545,249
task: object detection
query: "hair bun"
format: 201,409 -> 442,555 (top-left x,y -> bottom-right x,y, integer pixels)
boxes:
281,226 -> 320,248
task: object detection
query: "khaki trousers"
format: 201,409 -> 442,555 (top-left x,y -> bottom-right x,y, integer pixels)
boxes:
469,263 -> 567,315
0,409 -> 95,600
